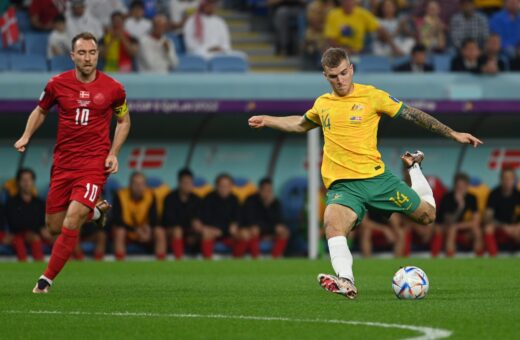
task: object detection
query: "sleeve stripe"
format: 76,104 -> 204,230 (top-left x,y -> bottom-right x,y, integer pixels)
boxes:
393,103 -> 406,118
304,113 -> 320,126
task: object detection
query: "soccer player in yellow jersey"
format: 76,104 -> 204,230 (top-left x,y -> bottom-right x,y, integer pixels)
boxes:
248,48 -> 482,299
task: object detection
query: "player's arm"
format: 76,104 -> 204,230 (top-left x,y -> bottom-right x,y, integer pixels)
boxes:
248,115 -> 317,133
14,106 -> 48,152
105,106 -> 131,174
399,105 -> 483,147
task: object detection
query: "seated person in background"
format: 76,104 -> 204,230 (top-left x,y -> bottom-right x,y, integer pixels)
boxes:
112,172 -> 162,260
86,0 -> 128,30
268,0 -> 306,56
450,0 -> 489,50
359,211 -> 405,257
169,0 -> 200,34
438,173 -> 482,257
451,38 -> 484,73
324,0 -> 392,54
125,0 -> 152,40
415,0 -> 446,53
138,14 -> 179,73
302,0 -> 336,70
480,33 -> 507,74
242,178 -> 290,258
47,15 -> 70,59
394,43 -> 433,72
510,43 -> 520,70
372,0 -> 415,57
184,0 -> 234,58
4,169 -> 45,262
200,174 -> 241,259
490,0 -> 520,55
484,167 -> 520,256
29,0 -> 66,31
66,0 -> 103,40
159,168 -> 202,259
100,12 -> 139,73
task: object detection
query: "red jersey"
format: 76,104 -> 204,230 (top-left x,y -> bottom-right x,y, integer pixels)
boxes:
39,70 -> 128,171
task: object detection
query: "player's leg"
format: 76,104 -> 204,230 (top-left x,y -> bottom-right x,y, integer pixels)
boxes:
26,231 -> 44,261
201,226 -> 222,259
154,226 -> 167,260
113,226 -> 127,260
247,225 -> 261,258
444,223 -> 457,257
12,232 -> 28,261
93,229 -> 106,260
272,224 -> 289,258
169,226 -> 184,259
359,216 -> 374,257
232,225 -> 249,258
484,222 -> 498,256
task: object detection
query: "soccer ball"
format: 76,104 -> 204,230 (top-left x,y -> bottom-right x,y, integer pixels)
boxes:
392,266 -> 429,300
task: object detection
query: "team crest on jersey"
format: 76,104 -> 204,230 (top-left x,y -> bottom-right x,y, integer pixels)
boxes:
351,104 -> 364,111
389,95 -> 400,103
93,93 -> 106,105
79,91 -> 90,99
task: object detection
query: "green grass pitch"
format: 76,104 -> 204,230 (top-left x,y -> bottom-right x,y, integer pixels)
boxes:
1,258 -> 518,339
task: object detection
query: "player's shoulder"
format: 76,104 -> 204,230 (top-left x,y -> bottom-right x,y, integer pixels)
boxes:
315,92 -> 334,103
97,71 -> 124,88
354,83 -> 379,94
47,70 -> 75,85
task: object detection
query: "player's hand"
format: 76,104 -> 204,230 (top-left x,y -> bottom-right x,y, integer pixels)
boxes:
14,136 -> 30,152
248,115 -> 267,129
451,132 -> 483,147
105,154 -> 119,174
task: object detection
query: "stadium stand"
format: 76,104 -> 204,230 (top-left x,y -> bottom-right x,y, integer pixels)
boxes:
176,54 -> 208,72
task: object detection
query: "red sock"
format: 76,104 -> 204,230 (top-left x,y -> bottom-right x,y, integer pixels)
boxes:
43,228 -> 79,280
156,253 -> 166,260
233,240 -> 248,258
94,251 -> 104,261
404,230 -> 412,257
485,233 -> 498,257
115,251 -> 125,261
249,237 -> 260,258
12,235 -> 27,261
431,233 -> 443,257
172,238 -> 184,259
202,239 -> 214,259
31,239 -> 44,261
446,249 -> 455,257
272,238 -> 288,258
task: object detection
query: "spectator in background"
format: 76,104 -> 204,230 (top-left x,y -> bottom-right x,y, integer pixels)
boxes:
394,43 -> 433,72
112,172 -> 163,260
66,0 -> 103,40
413,0 -> 459,26
200,174 -> 241,259
302,0 -> 337,70
490,0 -> 520,55
373,0 -> 415,57
5,169 -> 45,262
137,14 -> 178,73
160,168 -> 202,259
86,0 -> 128,29
475,0 -> 505,17
480,33 -> 507,73
100,12 -> 139,73
47,15 -> 70,58
29,0 -> 67,31
438,173 -> 482,257
415,0 -> 446,53
359,212 -> 405,257
509,43 -> 520,70
169,0 -> 200,34
125,1 -> 153,40
184,0 -> 233,58
242,178 -> 289,258
324,0 -> 392,54
484,167 -> 520,256
267,0 -> 306,56
451,38 -> 483,73
450,0 -> 490,50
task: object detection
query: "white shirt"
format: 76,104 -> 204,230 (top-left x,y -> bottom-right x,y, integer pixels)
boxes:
184,14 -> 231,58
169,0 -> 200,32
86,0 -> 127,28
138,34 -> 179,73
47,29 -> 70,58
66,11 -> 103,40
125,17 -> 152,40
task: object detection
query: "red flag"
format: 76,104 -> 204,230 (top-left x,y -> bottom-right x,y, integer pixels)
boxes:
0,7 -> 19,47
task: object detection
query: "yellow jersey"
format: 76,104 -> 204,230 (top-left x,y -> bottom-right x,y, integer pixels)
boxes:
324,7 -> 379,53
304,83 -> 404,188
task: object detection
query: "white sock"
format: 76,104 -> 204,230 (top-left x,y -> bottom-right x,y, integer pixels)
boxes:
327,236 -> 354,283
408,163 -> 436,208
40,275 -> 53,286
92,207 -> 101,221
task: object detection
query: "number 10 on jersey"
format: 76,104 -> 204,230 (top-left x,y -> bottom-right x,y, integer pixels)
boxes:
76,108 -> 90,125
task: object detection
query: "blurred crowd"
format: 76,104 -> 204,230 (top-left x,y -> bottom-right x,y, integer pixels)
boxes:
1,166 -> 519,261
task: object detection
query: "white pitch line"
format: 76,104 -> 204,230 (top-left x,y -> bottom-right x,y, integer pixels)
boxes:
3,310 -> 452,340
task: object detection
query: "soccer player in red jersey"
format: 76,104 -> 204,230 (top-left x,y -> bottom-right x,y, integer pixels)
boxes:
14,32 -> 131,293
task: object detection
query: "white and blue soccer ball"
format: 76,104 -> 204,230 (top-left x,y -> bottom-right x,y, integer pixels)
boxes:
392,266 -> 429,300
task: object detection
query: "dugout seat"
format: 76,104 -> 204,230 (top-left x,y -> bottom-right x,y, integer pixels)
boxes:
432,54 -> 452,73
153,184 -> 171,220
280,176 -> 307,222
231,177 -> 257,203
24,32 -> 49,55
468,177 -> 491,219
192,177 -> 213,198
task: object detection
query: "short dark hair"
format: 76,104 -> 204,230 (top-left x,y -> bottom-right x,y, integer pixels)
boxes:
111,11 -> 124,21
411,43 -> 427,54
258,177 -> 272,188
321,47 -> 350,69
215,173 -> 233,186
178,168 -> 193,181
16,168 -> 36,183
461,38 -> 477,49
53,14 -> 65,23
130,0 -> 145,9
130,171 -> 145,184
71,32 -> 98,51
454,172 -> 470,184
500,166 -> 517,178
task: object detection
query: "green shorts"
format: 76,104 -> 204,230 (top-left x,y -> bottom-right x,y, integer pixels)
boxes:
325,169 -> 421,226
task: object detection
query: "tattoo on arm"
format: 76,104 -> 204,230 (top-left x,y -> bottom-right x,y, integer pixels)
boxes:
400,105 -> 454,139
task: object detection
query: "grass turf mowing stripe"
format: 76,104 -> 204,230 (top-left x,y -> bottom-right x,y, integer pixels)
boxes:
3,310 -> 452,340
